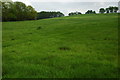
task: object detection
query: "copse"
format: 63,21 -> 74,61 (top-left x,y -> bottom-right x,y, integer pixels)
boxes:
113,6 -> 118,13
37,11 -> 64,19
14,2 -> 27,20
68,11 -> 82,16
99,8 -> 105,13
2,1 -> 37,21
85,10 -> 96,14
106,8 -> 109,13
2,2 -> 14,21
107,6 -> 118,13
26,5 -> 37,20
99,6 -> 118,14
109,6 -> 114,13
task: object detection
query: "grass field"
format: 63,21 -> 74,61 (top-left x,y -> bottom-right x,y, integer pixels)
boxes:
2,13 -> 119,78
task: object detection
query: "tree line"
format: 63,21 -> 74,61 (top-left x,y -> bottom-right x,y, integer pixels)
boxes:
85,10 -> 96,14
99,6 -> 118,14
68,6 -> 119,16
1,1 -> 119,21
68,11 -> 82,16
1,1 -> 65,21
37,11 -> 64,19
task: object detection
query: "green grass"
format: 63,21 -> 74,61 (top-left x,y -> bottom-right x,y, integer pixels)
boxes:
2,13 -> 119,78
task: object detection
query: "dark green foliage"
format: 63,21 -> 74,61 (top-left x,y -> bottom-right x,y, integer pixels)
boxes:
37,11 -> 64,19
2,1 -> 37,21
68,11 -> 82,16
108,6 -> 119,13
109,6 -> 114,13
26,5 -> 37,20
113,7 -> 118,13
85,10 -> 96,14
104,6 -> 118,13
106,8 -> 110,13
99,8 -> 105,13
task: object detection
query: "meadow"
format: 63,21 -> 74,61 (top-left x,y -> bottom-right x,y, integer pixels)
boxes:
2,13 -> 119,78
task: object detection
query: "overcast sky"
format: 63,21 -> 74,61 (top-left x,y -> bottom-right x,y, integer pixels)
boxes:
12,0 -> 119,16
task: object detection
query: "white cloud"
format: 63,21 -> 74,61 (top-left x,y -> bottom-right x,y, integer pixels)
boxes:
30,0 -> 119,2
12,0 -> 119,3
12,0 -> 119,6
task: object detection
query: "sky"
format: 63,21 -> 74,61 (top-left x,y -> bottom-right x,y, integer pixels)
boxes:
12,0 -> 119,16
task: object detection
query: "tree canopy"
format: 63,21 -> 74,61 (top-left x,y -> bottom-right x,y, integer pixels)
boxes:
37,11 -> 64,19
99,8 -> 105,13
85,10 -> 96,14
68,11 -> 82,16
99,6 -> 118,14
2,1 -> 37,21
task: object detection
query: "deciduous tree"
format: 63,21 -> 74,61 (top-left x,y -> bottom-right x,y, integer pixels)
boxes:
99,8 -> 105,13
